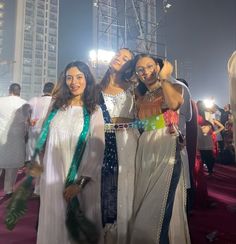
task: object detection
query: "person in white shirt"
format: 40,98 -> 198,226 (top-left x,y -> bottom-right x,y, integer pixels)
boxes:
26,82 -> 55,195
0,83 -> 29,196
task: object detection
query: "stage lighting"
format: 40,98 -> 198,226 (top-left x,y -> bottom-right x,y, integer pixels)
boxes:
203,98 -> 215,109
89,49 -> 115,63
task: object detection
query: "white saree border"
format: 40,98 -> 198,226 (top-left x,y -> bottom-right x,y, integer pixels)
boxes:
156,137 -> 177,242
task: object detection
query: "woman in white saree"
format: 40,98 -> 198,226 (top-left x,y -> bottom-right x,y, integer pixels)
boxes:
97,48 -> 139,244
130,54 -> 191,244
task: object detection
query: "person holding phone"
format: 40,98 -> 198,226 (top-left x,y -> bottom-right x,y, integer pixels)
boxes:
130,54 -> 191,244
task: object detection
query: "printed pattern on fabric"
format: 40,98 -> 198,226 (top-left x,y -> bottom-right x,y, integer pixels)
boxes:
100,95 -> 119,226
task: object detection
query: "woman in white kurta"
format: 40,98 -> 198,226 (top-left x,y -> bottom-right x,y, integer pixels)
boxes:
33,61 -> 105,244
97,48 -> 139,244
130,54 -> 191,244
0,84 -> 29,194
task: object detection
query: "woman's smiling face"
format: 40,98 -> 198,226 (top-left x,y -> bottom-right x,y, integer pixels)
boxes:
66,66 -> 86,97
135,56 -> 160,86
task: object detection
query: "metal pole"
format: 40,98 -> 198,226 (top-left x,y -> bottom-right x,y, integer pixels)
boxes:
124,0 -> 127,47
174,59 -> 178,78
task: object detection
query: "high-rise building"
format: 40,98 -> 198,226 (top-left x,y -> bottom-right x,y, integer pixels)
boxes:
12,0 -> 59,99
0,1 -> 4,57
0,0 -> 15,96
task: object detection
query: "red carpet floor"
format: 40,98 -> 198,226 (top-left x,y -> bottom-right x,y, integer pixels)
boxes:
0,164 -> 235,244
189,164 -> 236,244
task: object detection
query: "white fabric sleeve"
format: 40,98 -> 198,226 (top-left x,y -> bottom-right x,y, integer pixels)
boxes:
179,85 -> 192,122
167,76 -> 192,122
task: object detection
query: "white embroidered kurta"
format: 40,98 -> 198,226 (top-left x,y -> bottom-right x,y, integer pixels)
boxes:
26,96 -> 52,160
37,106 -> 105,244
103,90 -> 139,244
0,96 -> 28,168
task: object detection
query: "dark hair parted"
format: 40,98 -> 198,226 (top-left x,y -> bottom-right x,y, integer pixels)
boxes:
9,83 -> 21,96
134,54 -> 164,96
196,100 -> 214,130
52,61 -> 97,114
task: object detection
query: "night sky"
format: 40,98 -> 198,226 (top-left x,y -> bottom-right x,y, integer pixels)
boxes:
58,0 -> 93,73
164,0 -> 236,106
58,0 -> 236,106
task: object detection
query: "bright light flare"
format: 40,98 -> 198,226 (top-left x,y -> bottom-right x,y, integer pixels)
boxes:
203,98 -> 215,109
89,49 -> 115,63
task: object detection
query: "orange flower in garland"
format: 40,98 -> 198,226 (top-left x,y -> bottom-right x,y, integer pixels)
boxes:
163,110 -> 179,134
163,110 -> 179,126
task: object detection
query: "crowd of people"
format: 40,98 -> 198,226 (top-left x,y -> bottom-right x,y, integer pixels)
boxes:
0,48 -> 235,244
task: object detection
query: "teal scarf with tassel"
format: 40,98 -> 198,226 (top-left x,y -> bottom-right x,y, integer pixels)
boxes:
5,108 -> 59,230
5,106 -> 99,243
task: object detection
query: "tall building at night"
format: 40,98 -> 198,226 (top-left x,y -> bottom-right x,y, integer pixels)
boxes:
0,1 -> 4,57
13,0 -> 59,99
0,0 -> 15,96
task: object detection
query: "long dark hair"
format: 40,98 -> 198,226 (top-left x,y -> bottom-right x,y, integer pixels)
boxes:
134,54 -> 164,96
53,61 -> 97,114
196,100 -> 214,130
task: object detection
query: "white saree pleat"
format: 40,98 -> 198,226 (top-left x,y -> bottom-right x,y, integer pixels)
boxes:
169,167 -> 191,244
37,107 -> 105,244
130,128 -> 178,244
116,129 -> 139,244
102,90 -> 138,244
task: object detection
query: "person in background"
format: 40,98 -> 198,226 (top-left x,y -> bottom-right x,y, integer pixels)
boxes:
197,101 -> 224,175
186,99 -> 199,210
176,78 -> 193,213
228,51 -> 236,160
215,103 -> 231,128
214,103 -> 231,157
0,83 -> 29,197
26,82 -> 55,196
213,106 -> 224,158
222,114 -> 235,164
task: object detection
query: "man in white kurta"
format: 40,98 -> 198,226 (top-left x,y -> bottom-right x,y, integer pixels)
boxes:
26,82 -> 54,195
0,83 -> 29,195
228,51 -> 236,160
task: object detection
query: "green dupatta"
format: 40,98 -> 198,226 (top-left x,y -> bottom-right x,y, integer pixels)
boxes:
5,107 -> 99,243
5,108 -> 58,230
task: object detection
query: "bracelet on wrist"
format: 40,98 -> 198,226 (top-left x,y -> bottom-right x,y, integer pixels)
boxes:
75,176 -> 91,189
